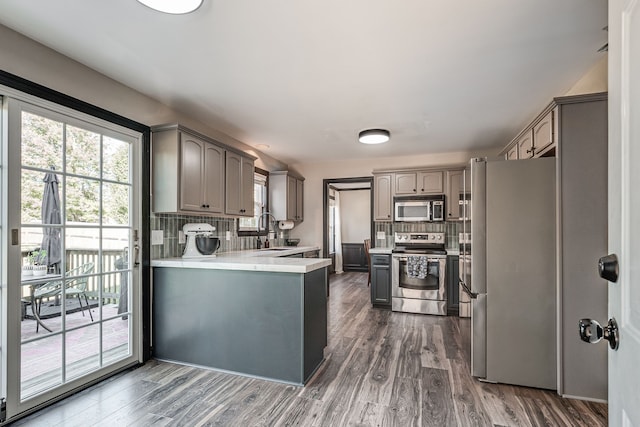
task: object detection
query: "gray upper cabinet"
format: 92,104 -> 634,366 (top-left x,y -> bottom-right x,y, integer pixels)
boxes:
151,124 -> 255,217
374,168 -> 460,221
270,171 -> 304,222
504,106 -> 557,160
445,169 -> 463,220
394,172 -> 417,195
152,126 -> 224,215
373,173 -> 393,221
395,171 -> 443,195
225,151 -> 255,216
418,171 -> 443,194
517,130 -> 535,159
532,110 -> 555,155
180,134 -> 225,213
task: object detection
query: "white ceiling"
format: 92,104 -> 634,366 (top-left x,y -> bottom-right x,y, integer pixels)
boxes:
0,1 -> 607,165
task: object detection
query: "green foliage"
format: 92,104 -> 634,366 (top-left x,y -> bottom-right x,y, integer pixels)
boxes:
20,111 -> 131,226
27,249 -> 47,265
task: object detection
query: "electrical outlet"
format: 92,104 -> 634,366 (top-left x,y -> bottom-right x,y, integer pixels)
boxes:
151,230 -> 164,245
226,231 -> 231,241
178,230 -> 185,244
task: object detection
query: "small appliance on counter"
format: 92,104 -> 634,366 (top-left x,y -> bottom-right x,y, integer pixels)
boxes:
182,223 -> 220,258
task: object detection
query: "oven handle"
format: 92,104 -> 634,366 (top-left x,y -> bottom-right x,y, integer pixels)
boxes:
393,255 -> 444,262
459,279 -> 478,299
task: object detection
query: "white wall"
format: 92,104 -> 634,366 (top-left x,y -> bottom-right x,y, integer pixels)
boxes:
0,24 -> 286,172
338,190 -> 370,243
565,55 -> 608,96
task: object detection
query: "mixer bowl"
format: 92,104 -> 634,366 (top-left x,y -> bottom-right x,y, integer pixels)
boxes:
195,236 -> 220,255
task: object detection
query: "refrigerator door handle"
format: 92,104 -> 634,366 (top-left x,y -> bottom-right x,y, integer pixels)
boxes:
459,279 -> 478,299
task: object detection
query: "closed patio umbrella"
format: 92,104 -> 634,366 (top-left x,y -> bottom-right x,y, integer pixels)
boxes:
41,171 -> 62,271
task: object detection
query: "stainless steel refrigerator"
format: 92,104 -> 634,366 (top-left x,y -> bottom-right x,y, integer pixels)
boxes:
460,157 -> 557,390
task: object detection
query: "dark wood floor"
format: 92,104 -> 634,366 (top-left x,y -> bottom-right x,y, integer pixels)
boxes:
13,272 -> 607,426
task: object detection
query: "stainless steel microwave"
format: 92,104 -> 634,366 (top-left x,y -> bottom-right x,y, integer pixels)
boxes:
394,195 -> 445,222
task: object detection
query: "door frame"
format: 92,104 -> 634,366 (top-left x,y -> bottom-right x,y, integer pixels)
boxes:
0,70 -> 151,422
322,176 -> 374,268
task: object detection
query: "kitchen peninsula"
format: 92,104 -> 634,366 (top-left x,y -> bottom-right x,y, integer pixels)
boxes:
151,247 -> 330,385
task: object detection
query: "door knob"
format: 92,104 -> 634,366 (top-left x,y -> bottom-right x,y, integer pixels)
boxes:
598,254 -> 618,282
579,318 -> 619,350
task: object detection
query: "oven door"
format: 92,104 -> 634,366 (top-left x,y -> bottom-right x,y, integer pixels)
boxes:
392,255 -> 446,300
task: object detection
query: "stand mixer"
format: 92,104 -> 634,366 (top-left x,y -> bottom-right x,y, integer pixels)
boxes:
182,223 -> 219,258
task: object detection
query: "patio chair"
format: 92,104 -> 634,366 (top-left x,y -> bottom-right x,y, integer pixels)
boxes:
33,262 -> 95,332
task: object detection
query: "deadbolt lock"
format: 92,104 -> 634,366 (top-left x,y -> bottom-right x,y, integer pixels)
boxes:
598,254 -> 619,283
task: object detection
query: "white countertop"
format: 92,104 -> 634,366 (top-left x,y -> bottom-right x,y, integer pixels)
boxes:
369,247 -> 393,254
151,246 -> 330,273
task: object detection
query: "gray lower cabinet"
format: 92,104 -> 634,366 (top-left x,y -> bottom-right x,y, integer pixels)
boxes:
370,254 -> 391,307
341,243 -> 367,272
153,266 -> 328,385
446,255 -> 459,315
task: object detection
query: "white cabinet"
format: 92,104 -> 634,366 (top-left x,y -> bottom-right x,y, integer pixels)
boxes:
270,171 -> 304,222
152,127 -> 225,215
394,171 -> 443,195
225,151 -> 255,216
373,173 -> 393,221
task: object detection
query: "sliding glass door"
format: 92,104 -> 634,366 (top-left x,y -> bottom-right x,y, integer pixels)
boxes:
2,96 -> 142,417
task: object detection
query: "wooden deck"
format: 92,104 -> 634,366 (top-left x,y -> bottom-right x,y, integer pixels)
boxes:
13,272 -> 607,426
20,303 -> 129,399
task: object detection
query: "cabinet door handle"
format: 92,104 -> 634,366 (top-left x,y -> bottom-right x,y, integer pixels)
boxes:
421,188 -> 424,192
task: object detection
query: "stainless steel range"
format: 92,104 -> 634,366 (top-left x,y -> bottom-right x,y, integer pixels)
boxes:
392,232 -> 447,315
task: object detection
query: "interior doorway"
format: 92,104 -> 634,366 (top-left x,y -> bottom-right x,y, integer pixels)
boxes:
322,177 -> 374,276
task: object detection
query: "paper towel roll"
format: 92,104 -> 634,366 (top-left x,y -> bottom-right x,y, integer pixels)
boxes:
278,220 -> 295,230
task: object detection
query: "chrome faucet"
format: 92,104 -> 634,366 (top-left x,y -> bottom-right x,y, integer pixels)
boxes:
257,212 -> 278,233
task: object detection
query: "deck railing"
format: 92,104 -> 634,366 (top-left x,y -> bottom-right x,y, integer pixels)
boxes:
22,249 -> 127,304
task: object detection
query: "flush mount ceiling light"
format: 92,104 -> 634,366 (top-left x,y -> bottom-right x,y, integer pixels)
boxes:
136,0 -> 203,14
358,129 -> 390,144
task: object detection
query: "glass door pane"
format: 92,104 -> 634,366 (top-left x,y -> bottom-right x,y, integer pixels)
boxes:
17,105 -> 136,401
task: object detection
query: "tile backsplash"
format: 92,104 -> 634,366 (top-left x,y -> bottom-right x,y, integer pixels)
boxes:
150,213 -> 288,259
374,221 -> 461,251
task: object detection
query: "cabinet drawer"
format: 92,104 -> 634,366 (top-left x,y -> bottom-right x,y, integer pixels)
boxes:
371,254 -> 390,265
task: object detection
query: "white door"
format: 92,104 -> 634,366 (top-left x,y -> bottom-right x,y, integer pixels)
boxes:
2,96 -> 142,419
608,0 -> 640,425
